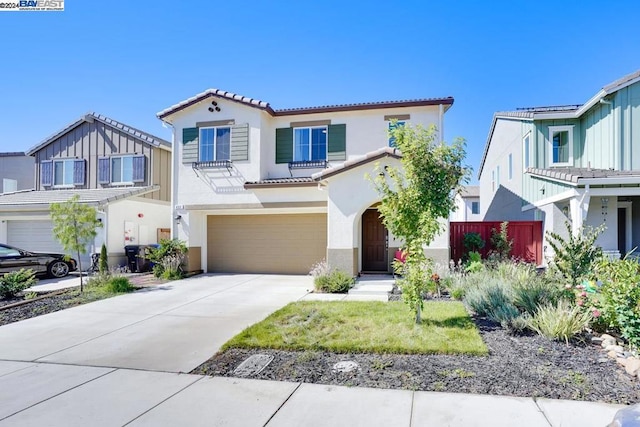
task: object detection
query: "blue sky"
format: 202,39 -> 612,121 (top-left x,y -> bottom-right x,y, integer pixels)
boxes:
1,0 -> 640,183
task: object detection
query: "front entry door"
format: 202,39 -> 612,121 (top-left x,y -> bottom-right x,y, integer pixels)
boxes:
362,209 -> 388,272
618,207 -> 627,256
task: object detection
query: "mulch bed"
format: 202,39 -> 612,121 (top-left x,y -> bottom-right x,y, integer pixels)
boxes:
0,290 -> 84,326
191,307 -> 640,404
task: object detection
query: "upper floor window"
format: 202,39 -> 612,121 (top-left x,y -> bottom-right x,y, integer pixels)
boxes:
41,158 -> 85,188
496,165 -> 500,188
471,201 -> 480,215
491,170 -> 496,192
549,125 -> 573,166
111,156 -> 134,183
2,178 -> 17,193
388,121 -> 405,147
294,126 -> 327,161
54,159 -> 75,186
523,133 -> 531,170
508,153 -> 513,180
98,155 -> 145,185
200,127 -> 231,161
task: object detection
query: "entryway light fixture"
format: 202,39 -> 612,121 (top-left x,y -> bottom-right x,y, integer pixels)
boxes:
174,214 -> 182,224
601,198 -> 609,220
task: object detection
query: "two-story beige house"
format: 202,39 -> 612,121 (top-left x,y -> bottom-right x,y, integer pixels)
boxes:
158,90 -> 454,275
0,113 -> 172,267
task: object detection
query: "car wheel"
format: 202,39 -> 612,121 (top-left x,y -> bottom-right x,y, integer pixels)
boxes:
48,261 -> 70,278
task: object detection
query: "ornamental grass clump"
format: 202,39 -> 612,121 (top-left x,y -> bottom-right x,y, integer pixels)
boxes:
463,279 -> 519,327
527,300 -> 592,344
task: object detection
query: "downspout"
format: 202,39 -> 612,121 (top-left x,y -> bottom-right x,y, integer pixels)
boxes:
438,104 -> 444,142
161,120 -> 178,239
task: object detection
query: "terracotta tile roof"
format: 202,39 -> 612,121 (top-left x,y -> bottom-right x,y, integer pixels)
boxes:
157,88 -> 454,120
27,113 -> 171,156
312,147 -> 401,181
0,186 -> 159,210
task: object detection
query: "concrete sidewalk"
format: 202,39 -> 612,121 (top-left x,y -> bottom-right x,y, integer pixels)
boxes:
0,362 -> 623,426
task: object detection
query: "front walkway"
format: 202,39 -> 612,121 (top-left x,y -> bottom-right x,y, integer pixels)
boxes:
0,274 -> 626,426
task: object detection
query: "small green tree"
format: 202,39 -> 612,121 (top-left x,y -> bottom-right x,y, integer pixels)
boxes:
99,243 -> 109,274
463,232 -> 485,253
371,122 -> 469,323
546,221 -> 604,288
489,221 -> 513,261
50,195 -> 102,291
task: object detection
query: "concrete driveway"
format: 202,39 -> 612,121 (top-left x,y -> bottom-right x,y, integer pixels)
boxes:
0,274 -> 312,372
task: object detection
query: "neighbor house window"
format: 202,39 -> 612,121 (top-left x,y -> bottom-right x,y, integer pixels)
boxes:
388,121 -> 405,147
491,170 -> 495,192
294,126 -> 327,161
508,153 -> 513,180
471,201 -> 480,215
98,155 -> 145,185
549,125 -> 573,166
2,178 -> 17,193
200,127 -> 231,161
523,133 -> 531,170
111,156 -> 134,183
496,166 -> 500,188
53,159 -> 75,186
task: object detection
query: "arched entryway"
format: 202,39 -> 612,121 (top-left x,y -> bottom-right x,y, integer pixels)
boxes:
361,207 -> 388,272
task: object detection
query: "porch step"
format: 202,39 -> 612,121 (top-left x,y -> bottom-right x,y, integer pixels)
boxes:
348,275 -> 395,297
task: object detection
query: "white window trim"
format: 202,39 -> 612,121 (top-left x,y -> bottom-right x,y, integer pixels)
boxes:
52,159 -> 76,188
491,170 -> 496,192
548,125 -> 574,167
110,155 -> 135,185
200,126 -> 231,162
523,132 -> 531,172
293,125 -> 328,161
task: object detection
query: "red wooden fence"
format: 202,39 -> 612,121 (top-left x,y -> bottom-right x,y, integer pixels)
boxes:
450,221 -> 544,265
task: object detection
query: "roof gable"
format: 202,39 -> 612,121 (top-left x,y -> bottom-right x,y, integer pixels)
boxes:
27,112 -> 171,156
312,147 -> 401,181
157,89 -> 454,121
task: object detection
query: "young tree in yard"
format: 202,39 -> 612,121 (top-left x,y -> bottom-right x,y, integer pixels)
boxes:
371,123 -> 469,323
50,195 -> 102,291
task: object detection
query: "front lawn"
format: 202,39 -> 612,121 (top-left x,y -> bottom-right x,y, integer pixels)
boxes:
222,300 -> 488,355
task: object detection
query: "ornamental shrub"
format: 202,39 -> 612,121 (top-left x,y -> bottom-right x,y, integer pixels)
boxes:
106,276 -> 135,293
463,232 -> 485,253
99,243 -> 108,274
146,239 -> 188,280
463,279 -> 519,326
546,221 -> 604,288
313,268 -> 354,293
594,258 -> 640,348
0,269 -> 37,299
489,221 -> 513,261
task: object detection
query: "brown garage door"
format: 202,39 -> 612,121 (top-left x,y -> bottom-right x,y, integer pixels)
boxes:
207,213 -> 327,274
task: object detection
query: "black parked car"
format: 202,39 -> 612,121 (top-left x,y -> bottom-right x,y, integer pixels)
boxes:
0,243 -> 77,278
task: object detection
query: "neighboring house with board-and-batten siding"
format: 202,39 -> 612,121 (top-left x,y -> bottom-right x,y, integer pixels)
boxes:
158,89 -> 455,275
479,69 -> 640,261
0,113 -> 172,268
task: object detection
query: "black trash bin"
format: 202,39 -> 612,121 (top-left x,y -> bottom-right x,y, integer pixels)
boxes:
125,244 -> 159,273
124,245 -> 142,272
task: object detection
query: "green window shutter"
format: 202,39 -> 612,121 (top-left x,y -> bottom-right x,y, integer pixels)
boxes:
230,123 -> 249,161
182,127 -> 199,164
275,127 -> 293,164
327,124 -> 346,161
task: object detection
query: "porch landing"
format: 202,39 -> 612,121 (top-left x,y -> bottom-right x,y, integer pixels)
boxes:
348,274 -> 395,298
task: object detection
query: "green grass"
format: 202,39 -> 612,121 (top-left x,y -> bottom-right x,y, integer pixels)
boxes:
222,301 -> 488,355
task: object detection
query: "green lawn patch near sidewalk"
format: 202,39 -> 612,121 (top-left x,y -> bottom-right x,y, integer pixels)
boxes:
222,301 -> 488,355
